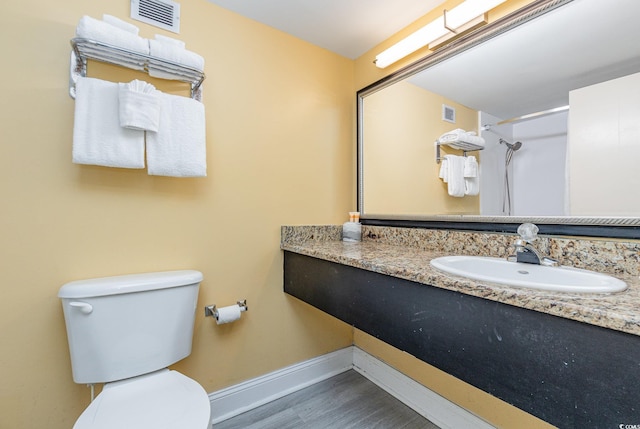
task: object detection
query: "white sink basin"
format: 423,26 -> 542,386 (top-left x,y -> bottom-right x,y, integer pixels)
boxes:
430,256 -> 627,293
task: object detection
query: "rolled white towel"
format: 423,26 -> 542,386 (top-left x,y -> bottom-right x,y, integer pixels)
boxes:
102,14 -> 140,35
76,15 -> 149,55
118,80 -> 161,132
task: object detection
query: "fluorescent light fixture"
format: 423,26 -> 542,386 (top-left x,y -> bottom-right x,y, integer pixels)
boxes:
375,0 -> 507,68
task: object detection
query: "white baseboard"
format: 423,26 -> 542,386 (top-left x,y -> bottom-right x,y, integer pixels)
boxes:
209,346 -> 495,429
208,347 -> 353,424
352,347 -> 495,429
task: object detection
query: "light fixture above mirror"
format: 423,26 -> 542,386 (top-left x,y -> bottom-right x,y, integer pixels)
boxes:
374,0 -> 507,68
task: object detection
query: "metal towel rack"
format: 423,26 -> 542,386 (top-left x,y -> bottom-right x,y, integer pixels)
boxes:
69,37 -> 206,101
435,140 -> 484,164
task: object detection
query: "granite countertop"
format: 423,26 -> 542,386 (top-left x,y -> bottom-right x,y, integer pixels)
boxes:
281,238 -> 640,337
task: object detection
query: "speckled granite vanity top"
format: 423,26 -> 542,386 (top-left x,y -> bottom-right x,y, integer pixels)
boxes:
281,225 -> 640,336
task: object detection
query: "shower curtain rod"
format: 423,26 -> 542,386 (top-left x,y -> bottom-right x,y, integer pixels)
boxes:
482,105 -> 569,130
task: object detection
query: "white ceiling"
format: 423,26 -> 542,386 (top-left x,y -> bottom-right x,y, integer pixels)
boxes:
409,0 -> 640,120
205,0 -> 446,59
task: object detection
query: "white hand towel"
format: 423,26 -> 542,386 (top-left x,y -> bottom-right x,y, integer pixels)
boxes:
72,77 -> 145,169
439,158 -> 449,183
76,15 -> 149,55
148,39 -> 205,79
444,155 -> 465,197
464,156 -> 479,178
102,14 -> 140,35
118,80 -> 161,132
146,93 -> 206,177
465,177 -> 480,196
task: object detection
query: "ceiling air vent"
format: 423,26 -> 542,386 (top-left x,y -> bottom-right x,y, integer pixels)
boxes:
131,0 -> 180,33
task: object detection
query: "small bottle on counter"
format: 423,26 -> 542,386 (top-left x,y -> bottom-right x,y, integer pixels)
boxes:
342,212 -> 362,242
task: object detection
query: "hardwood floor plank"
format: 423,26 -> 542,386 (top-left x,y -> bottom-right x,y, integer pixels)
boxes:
215,370 -> 440,429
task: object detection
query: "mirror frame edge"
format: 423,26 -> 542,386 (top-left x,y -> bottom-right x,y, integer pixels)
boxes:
356,0 -> 640,240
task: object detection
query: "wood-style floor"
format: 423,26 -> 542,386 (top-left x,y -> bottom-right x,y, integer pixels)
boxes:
214,370 -> 441,429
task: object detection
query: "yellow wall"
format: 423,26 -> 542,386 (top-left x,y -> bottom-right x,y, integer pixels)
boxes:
363,80 -> 480,215
1,1 -> 354,427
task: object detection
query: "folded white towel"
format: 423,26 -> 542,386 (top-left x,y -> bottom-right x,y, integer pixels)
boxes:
465,177 -> 480,196
146,93 -> 206,177
464,156 -> 479,178
148,39 -> 205,79
118,80 -> 161,132
154,34 -> 186,48
73,77 -> 145,169
102,14 -> 140,35
76,15 -> 149,55
444,155 -> 465,197
438,129 -> 485,150
439,158 -> 449,183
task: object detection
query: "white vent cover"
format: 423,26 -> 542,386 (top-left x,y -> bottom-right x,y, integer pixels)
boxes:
442,104 -> 456,124
131,0 -> 180,33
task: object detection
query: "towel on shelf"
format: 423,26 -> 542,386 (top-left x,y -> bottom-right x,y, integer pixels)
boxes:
76,15 -> 149,55
72,77 -> 145,169
118,80 -> 161,132
146,93 -> 206,177
438,129 -> 485,150
443,155 -> 466,197
148,38 -> 205,79
102,14 -> 140,35
154,34 -> 186,48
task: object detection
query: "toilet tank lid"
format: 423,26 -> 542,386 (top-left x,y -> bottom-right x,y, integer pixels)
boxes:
58,270 -> 203,298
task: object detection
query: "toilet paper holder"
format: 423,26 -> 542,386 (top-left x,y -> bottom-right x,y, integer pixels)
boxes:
204,300 -> 248,318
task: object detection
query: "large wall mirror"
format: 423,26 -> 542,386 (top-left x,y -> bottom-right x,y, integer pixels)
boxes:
357,0 -> 640,238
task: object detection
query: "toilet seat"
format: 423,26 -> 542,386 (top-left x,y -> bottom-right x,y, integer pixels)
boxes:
73,369 -> 211,429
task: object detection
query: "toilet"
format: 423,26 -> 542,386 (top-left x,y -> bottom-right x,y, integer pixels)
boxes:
58,270 -> 211,429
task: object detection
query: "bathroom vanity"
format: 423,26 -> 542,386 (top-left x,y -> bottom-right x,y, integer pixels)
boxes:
281,225 -> 640,428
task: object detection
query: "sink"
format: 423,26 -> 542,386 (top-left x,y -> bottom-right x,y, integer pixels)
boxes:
430,256 -> 627,293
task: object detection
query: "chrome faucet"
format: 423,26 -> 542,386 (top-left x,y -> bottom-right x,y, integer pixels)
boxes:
508,223 -> 559,267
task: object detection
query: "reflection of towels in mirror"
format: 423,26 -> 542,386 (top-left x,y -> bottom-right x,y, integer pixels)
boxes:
438,129 -> 485,150
439,158 -> 449,182
464,156 -> 478,178
442,155 -> 465,197
464,156 -> 479,196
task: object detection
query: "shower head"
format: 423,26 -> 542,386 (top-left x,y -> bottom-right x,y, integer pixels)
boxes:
499,139 -> 523,151
510,141 -> 523,151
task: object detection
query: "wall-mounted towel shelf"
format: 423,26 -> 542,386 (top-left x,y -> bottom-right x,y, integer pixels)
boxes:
435,140 -> 484,164
69,37 -> 206,101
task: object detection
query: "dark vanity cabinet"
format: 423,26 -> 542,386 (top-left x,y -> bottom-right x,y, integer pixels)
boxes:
284,251 -> 640,428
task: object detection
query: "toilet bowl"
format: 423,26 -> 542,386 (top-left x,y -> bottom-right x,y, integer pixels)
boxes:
58,270 -> 211,428
74,370 -> 210,429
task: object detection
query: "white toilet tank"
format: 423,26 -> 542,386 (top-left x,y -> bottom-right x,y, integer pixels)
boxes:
58,270 -> 203,384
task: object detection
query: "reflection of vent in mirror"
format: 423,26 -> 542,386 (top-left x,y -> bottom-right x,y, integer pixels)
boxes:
442,104 -> 456,123
131,0 -> 180,33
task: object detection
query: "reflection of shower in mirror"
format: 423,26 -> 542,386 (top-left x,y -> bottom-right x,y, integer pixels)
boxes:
500,138 -> 523,215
